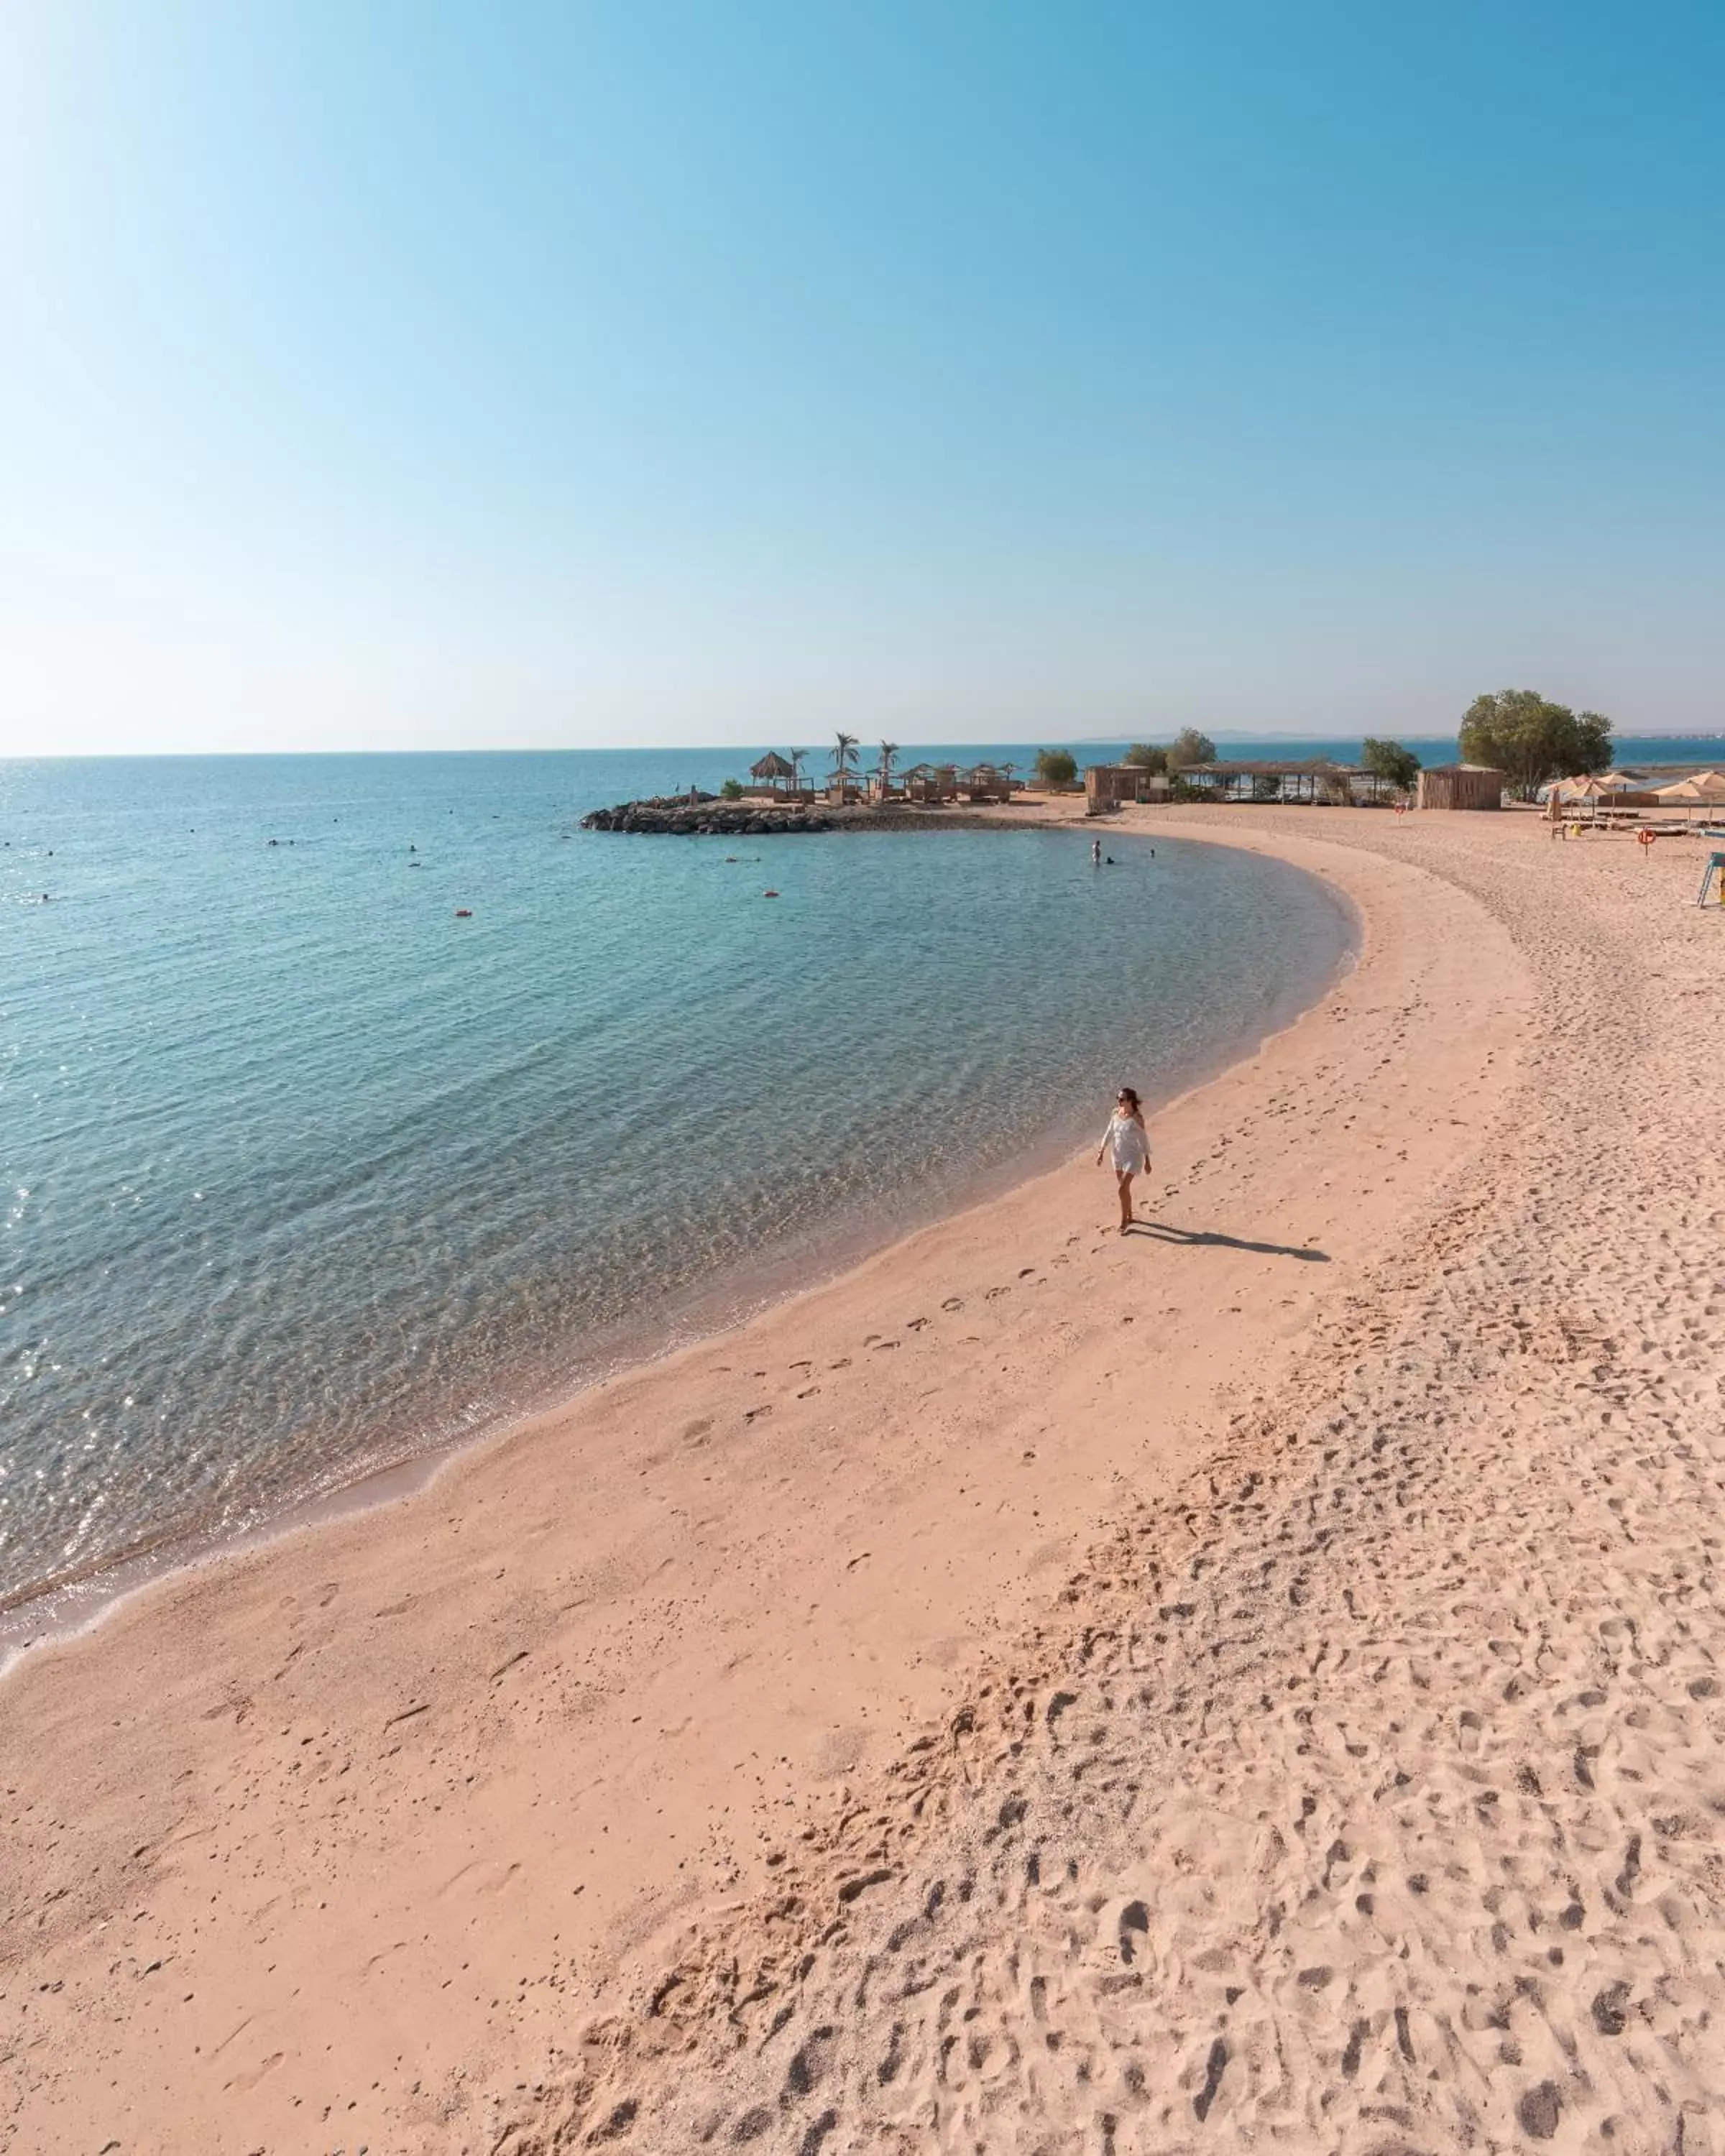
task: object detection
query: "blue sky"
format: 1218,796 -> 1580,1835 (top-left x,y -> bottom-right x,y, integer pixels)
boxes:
4,1 -> 1722,755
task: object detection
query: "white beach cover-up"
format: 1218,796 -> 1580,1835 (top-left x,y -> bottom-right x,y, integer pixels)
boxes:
1105,1112 -> 1149,1174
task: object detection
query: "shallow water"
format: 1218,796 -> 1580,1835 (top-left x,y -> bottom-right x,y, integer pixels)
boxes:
0,749 -> 1353,1611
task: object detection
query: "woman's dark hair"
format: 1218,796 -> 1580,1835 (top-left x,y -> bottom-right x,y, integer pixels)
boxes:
1118,1086 -> 1141,1111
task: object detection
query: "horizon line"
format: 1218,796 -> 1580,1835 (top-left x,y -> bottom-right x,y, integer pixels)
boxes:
8,728 -> 1724,766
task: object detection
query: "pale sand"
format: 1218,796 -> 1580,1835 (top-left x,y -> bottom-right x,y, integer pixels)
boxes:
4,808 -> 1720,2153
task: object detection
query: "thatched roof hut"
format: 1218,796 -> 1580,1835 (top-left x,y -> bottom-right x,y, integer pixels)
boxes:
750,752 -> 796,788
1416,765 -> 1505,811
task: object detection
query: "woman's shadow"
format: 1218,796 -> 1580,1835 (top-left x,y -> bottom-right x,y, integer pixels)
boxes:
1128,1217 -> 1330,1262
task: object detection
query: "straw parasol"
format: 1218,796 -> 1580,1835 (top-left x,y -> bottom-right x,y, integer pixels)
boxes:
749,751 -> 796,794
1550,772 -> 1620,800
1545,770 -> 1625,822
1652,770 -> 1725,824
1653,769 -> 1725,800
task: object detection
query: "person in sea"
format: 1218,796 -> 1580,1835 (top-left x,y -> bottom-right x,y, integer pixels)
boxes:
1097,1084 -> 1149,1233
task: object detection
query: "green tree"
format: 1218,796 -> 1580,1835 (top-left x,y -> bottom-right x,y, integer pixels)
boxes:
1167,727 -> 1217,769
1034,748 -> 1078,788
1360,737 -> 1421,791
877,740 -> 899,791
1458,691 -> 1613,798
1122,742 -> 1169,773
719,777 -> 744,800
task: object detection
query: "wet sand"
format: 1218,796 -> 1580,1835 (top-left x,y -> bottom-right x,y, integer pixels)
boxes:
7,807 -> 1720,2152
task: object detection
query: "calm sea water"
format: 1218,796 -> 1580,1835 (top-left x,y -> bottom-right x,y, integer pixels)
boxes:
0,747 -> 1360,1621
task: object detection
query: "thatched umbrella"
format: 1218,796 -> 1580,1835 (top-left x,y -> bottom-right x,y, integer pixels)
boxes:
750,752 -> 796,796
1547,771 -> 1626,822
1653,770 -> 1725,824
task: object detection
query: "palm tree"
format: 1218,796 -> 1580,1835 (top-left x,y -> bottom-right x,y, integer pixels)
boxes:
877,741 -> 898,797
789,748 -> 808,798
832,731 -> 860,795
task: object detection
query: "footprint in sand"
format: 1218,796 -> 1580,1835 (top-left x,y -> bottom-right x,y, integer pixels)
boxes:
224,2052 -> 285,2094
440,1858 -> 522,1899
942,1296 -> 964,1312
906,1316 -> 929,1331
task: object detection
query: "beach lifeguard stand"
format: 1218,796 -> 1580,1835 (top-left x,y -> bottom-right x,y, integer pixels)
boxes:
1697,852 -> 1725,908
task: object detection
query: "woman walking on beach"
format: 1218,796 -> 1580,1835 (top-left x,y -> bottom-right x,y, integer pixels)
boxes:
1097,1085 -> 1149,1233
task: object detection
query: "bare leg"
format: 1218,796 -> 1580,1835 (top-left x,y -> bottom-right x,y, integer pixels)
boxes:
1116,1170 -> 1135,1232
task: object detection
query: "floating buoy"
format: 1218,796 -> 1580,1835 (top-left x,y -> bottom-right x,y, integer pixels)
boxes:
455,908 -> 473,918
763,889 -> 780,899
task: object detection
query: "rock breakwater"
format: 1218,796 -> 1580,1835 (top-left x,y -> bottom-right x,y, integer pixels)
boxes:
580,796 -> 837,835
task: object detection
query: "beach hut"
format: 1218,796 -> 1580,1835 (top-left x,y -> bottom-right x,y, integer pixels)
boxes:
902,763 -> 958,803
960,764 -> 1013,803
1416,765 -> 1506,811
1085,763 -> 1159,811
748,752 -> 797,797
1179,758 -> 1378,804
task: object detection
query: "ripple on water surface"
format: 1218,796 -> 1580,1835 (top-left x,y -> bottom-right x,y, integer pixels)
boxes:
0,752 -> 1353,1610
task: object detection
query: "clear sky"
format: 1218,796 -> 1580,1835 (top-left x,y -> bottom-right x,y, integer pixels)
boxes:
4,1 -> 1722,755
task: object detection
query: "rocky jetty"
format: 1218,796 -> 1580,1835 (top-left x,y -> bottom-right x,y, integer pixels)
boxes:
580,794 -> 836,836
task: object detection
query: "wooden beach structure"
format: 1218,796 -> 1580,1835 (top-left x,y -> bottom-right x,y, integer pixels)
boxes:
748,751 -> 798,797
959,764 -> 1015,803
1085,764 -> 1164,811
1416,765 -> 1506,811
1184,760 -> 1361,805
901,763 -> 960,803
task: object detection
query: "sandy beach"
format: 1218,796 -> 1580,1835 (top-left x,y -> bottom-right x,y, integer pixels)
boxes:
6,805 -> 1724,2154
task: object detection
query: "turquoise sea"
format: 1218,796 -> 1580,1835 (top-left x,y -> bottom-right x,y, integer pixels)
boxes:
2,746 -> 1361,1626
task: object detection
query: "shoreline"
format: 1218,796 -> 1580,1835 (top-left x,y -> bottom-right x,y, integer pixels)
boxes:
551,800 -> 1725,2156
0,811 -> 1539,2154
0,818 -> 1355,1673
